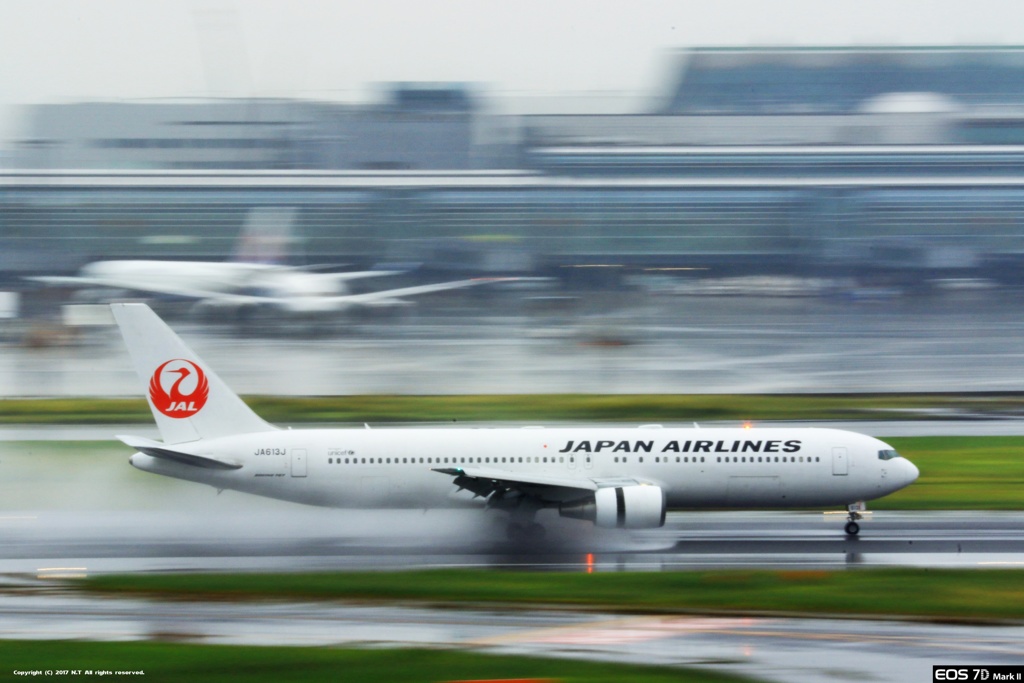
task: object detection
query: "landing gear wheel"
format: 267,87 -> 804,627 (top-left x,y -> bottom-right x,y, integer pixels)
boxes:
845,520 -> 860,536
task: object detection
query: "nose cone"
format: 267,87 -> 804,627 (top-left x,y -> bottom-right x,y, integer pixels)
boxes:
900,458 -> 920,488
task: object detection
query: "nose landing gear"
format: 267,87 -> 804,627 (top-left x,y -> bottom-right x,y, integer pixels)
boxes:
845,501 -> 866,536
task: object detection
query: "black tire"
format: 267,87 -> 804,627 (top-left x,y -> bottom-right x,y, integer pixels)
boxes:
845,520 -> 860,536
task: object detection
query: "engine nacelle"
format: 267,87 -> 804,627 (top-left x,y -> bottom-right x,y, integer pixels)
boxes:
559,485 -> 666,529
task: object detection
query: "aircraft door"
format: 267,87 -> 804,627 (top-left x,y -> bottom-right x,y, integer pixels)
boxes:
832,447 -> 848,476
291,448 -> 307,478
567,454 -> 577,470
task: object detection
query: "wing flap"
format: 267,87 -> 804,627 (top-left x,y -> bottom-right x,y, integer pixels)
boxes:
117,435 -> 242,470
433,466 -> 599,502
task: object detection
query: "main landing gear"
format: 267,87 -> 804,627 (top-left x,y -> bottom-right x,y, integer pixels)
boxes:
491,491 -> 547,542
845,501 -> 866,536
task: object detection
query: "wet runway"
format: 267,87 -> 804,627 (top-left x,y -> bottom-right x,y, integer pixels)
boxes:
1,509 -> 1023,574
0,507 -> 1021,683
4,291 -> 1024,395
0,587 -> 1019,683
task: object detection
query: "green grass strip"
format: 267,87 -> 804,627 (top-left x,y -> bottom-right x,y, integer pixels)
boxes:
78,568 -> 1024,622
0,641 -> 752,683
875,436 -> 1024,510
2,393 -> 1023,424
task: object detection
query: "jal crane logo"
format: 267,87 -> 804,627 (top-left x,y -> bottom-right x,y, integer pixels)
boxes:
149,359 -> 210,418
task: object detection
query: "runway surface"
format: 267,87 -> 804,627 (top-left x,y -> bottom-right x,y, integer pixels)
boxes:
0,568 -> 1021,683
5,291 -> 1024,396
1,509 -> 1023,574
2,503 -> 1022,683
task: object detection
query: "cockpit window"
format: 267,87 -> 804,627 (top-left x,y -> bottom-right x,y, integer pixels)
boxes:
878,449 -> 901,461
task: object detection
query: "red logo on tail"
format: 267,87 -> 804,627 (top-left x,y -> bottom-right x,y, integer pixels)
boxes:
149,359 -> 210,419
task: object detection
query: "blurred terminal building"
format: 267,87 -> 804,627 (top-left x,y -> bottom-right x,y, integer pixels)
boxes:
6,46 -> 1024,287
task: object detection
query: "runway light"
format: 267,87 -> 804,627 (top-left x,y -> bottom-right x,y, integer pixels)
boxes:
743,421 -> 753,429
586,553 -> 594,574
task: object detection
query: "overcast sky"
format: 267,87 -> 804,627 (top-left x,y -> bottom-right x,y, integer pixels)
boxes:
1,0 -> 1023,144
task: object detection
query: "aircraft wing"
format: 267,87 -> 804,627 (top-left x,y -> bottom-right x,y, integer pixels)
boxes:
339,277 -> 515,308
117,435 -> 243,470
433,465 -> 643,504
319,270 -> 403,282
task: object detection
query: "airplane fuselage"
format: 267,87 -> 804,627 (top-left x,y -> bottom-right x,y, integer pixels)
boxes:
129,426 -> 918,511
82,261 -> 345,299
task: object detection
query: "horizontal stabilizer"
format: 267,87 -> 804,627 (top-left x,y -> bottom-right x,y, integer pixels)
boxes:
118,435 -> 242,470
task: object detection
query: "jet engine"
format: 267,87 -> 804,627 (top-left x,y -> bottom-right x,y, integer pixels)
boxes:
559,485 -> 666,529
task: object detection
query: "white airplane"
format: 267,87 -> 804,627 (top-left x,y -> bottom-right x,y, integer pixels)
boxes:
28,208 -> 494,315
32,260 -> 497,315
112,303 -> 919,540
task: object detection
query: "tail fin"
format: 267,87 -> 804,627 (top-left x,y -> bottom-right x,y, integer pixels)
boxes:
111,303 -> 277,444
230,206 -> 297,264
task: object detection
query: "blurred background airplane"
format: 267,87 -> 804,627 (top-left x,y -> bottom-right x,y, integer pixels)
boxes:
27,207 -> 502,317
